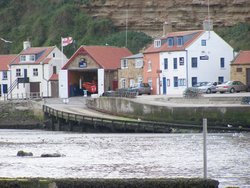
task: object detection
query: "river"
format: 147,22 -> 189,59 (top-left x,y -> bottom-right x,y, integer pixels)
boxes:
0,129 -> 249,188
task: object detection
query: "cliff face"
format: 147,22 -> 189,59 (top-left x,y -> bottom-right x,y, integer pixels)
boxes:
81,0 -> 250,37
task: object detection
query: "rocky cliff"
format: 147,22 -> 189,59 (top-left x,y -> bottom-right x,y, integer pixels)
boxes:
80,0 -> 250,37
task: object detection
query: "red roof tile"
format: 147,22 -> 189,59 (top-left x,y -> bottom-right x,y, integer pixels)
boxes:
11,46 -> 55,65
144,30 -> 204,54
49,73 -> 58,81
233,51 -> 250,65
63,46 -> 132,70
0,54 -> 17,71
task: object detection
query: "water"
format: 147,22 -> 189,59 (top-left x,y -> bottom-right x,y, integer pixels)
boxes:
0,129 -> 249,188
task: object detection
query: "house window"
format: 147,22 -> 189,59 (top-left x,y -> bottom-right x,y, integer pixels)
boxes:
201,40 -> 206,46
164,58 -> 168,69
2,71 -> 7,80
236,68 -> 242,72
218,76 -> 224,83
16,69 -> 21,77
179,57 -> 184,66
191,57 -> 198,68
121,59 -> 128,69
33,68 -> 38,76
129,79 -> 135,87
121,78 -> 126,88
174,76 -> 178,87
154,40 -> 161,48
177,37 -> 184,46
137,76 -> 143,83
220,58 -> 225,68
53,53 -> 56,58
167,37 -> 174,47
135,59 -> 143,68
53,66 -> 57,74
173,58 -> 177,69
20,55 -> 26,62
178,78 -> 186,86
192,77 -> 197,86
147,60 -> 152,72
29,55 -> 35,61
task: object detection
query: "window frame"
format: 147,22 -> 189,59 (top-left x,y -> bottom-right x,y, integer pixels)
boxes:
167,37 -> 174,47
179,57 -> 184,66
191,57 -> 198,68
154,40 -> 161,48
16,69 -> 21,77
2,71 -> 8,80
201,40 -> 206,46
121,59 -> 128,69
220,58 -> 225,68
177,37 -> 184,46
173,58 -> 178,69
174,76 -> 178,87
164,58 -> 168,70
33,68 -> 38,76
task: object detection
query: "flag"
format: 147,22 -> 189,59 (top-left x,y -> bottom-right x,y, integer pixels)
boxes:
62,37 -> 73,47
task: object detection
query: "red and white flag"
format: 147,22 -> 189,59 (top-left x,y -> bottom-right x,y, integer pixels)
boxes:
62,37 -> 73,47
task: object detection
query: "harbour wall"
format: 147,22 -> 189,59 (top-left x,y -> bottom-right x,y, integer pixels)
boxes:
87,97 -> 250,128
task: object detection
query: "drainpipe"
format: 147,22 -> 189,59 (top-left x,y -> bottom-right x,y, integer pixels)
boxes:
185,50 -> 189,88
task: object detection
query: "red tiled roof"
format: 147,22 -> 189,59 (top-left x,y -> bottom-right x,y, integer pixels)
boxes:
63,46 -> 132,70
11,46 -> 55,65
232,51 -> 250,65
144,30 -> 204,54
49,73 -> 58,81
0,54 -> 17,71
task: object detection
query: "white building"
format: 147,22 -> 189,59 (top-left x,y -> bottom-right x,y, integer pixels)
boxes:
0,54 -> 17,99
8,41 -> 68,99
145,26 -> 234,95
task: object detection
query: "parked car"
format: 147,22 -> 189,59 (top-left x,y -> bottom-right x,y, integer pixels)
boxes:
192,82 -> 220,94
216,81 -> 247,93
130,83 -> 152,95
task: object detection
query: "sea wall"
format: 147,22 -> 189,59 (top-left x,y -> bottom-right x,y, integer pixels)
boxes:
87,97 -> 250,128
0,178 -> 219,188
0,100 -> 44,129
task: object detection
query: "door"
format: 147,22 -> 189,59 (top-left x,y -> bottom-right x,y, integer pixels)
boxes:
163,77 -> 167,95
51,81 -> 59,98
59,70 -> 68,98
3,84 -> 8,94
246,68 -> 250,91
24,69 -> 27,78
30,82 -> 40,98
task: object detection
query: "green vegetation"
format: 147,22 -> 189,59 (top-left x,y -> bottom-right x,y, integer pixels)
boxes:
0,0 -> 152,57
215,23 -> 250,52
0,1 -> 249,57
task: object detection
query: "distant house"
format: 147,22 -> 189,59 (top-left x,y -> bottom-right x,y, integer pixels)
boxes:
231,50 -> 250,90
60,46 -> 132,97
143,23 -> 234,95
8,41 -> 68,99
118,53 -> 144,88
0,54 -> 17,99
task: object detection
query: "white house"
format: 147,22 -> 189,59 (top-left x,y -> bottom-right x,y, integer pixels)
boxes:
8,41 -> 68,99
144,22 -> 234,95
0,54 -> 17,99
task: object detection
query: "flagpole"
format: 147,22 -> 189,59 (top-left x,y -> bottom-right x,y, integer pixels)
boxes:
61,37 -> 63,66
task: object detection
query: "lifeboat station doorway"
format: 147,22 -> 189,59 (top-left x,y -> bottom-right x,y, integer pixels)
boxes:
59,45 -> 132,98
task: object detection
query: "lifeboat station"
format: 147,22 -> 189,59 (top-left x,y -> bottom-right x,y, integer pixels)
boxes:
59,45 -> 132,98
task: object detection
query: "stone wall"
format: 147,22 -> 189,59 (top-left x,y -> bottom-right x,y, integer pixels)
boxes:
0,100 -> 44,128
87,97 -> 250,127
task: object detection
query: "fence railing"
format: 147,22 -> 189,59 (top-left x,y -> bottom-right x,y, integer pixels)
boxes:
2,92 -> 43,101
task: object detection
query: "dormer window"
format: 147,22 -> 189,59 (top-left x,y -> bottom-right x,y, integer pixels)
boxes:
177,37 -> 184,46
154,40 -> 161,48
20,55 -> 35,62
29,55 -> 35,61
167,37 -> 174,47
20,55 -> 26,62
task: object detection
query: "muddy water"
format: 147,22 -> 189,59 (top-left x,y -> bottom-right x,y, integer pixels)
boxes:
0,130 -> 249,188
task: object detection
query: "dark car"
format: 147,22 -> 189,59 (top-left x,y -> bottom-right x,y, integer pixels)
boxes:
216,81 -> 247,93
130,83 -> 152,95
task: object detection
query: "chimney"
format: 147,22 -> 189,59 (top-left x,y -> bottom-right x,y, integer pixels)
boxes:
163,21 -> 172,36
23,41 -> 31,50
203,18 -> 213,31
